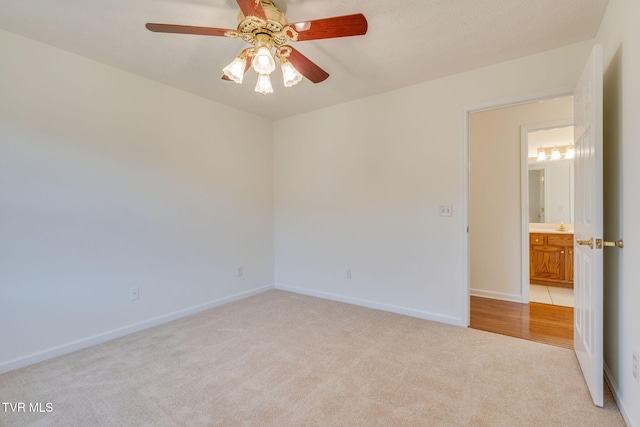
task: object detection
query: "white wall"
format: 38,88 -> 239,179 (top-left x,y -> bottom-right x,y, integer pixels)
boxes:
273,41 -> 592,325
596,0 -> 640,425
0,30 -> 274,371
469,98 -> 573,301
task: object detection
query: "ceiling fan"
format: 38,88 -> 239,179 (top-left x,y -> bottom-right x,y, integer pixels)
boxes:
146,0 -> 368,95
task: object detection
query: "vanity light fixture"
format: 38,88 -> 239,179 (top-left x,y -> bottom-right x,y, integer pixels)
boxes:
565,145 -> 575,159
535,144 -> 575,162
537,147 -> 547,162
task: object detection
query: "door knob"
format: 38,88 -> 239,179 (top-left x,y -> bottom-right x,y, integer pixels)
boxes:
577,238 -> 594,249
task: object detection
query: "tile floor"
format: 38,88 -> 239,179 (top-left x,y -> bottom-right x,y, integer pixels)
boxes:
530,284 -> 574,307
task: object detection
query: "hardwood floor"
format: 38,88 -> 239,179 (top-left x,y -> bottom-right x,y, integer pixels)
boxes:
470,296 -> 573,349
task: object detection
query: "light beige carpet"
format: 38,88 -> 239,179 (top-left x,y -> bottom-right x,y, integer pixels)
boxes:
0,290 -> 625,426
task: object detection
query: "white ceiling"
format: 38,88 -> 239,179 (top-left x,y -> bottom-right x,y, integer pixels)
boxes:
0,0 -> 609,121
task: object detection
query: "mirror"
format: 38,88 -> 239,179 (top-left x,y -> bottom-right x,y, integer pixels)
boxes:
527,126 -> 574,224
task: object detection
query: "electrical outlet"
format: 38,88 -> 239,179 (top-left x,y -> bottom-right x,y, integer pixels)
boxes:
440,205 -> 453,217
633,351 -> 639,382
130,287 -> 139,301
237,266 -> 243,277
345,268 -> 352,280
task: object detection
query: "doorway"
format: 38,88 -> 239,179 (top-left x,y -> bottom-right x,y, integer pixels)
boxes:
522,120 -> 575,309
466,94 -> 575,348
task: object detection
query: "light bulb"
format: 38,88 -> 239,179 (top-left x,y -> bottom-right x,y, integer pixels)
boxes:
222,56 -> 247,84
281,61 -> 303,87
255,73 -> 273,95
252,46 -> 276,75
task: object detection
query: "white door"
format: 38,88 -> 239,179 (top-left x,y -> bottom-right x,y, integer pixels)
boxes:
573,44 -> 604,407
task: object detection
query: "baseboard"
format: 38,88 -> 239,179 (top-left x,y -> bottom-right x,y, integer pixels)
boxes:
274,284 -> 465,327
604,362 -> 637,427
470,288 -> 523,303
0,284 -> 274,374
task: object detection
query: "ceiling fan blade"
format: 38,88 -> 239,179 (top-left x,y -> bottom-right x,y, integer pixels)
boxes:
286,46 -> 329,84
145,23 -> 232,37
236,0 -> 267,20
290,14 -> 368,41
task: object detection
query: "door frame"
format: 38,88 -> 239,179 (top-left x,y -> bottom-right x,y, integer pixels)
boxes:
462,87 -> 573,326
520,118 -> 574,303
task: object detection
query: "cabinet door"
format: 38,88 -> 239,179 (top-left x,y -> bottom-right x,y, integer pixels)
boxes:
530,245 -> 565,281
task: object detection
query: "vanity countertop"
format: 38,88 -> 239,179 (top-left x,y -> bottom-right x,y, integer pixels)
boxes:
529,223 -> 574,235
529,229 -> 574,235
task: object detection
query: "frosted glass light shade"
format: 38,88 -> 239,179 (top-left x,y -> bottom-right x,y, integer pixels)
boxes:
252,46 -> 276,75
537,148 -> 547,162
281,61 -> 303,87
255,73 -> 273,95
565,145 -> 575,159
222,57 -> 247,84
550,147 -> 561,160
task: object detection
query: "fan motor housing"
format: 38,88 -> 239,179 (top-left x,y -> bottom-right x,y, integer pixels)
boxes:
235,0 -> 297,46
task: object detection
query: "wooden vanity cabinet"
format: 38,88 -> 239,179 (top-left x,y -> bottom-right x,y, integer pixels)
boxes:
529,233 -> 574,288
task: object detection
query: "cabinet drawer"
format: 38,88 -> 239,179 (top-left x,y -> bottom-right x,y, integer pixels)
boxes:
548,234 -> 574,247
530,234 -> 546,245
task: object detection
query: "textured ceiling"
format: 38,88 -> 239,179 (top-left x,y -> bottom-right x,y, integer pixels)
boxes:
0,0 -> 609,120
